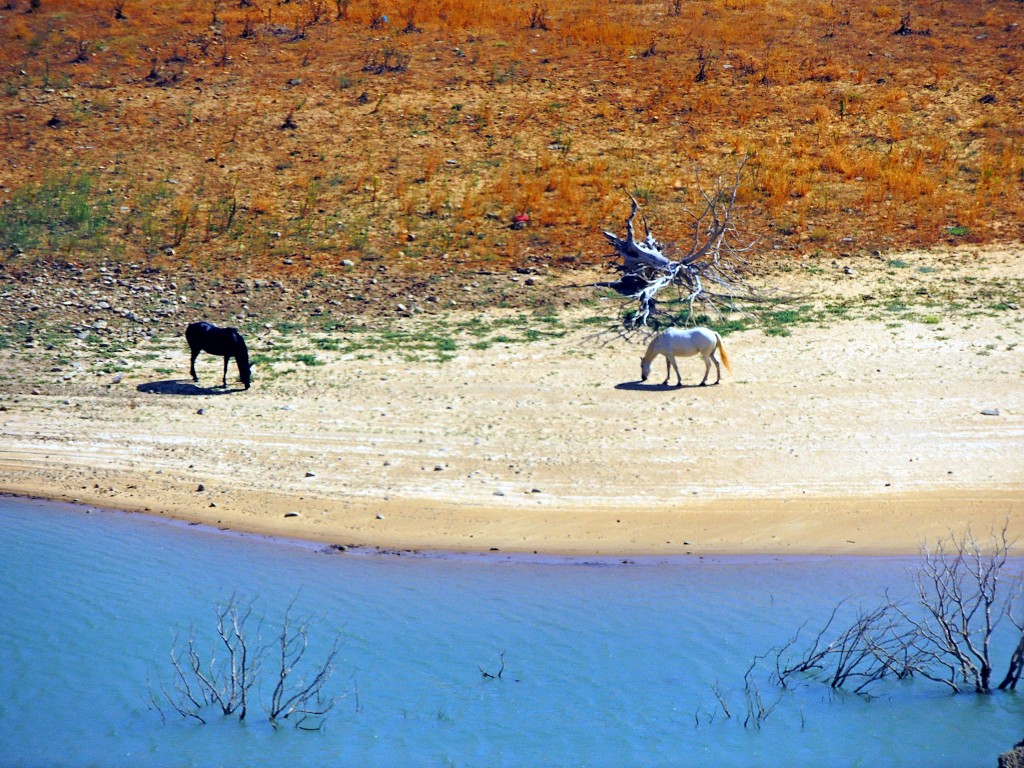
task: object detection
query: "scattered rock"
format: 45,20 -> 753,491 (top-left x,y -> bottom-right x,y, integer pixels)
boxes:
284,512 -> 299,518
376,513 -> 385,519
196,483 -> 206,492
197,407 -> 205,415
998,740 -> 1024,768
981,408 -> 1000,416
305,471 -> 316,477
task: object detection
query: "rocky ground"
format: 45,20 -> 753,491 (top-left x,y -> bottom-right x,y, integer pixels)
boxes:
0,245 -> 1021,555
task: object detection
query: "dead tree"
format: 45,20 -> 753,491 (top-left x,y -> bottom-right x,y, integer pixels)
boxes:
762,526 -> 1023,698
265,601 -> 341,730
152,594 -> 343,729
154,594 -> 260,723
897,525 -> 1018,693
597,156 -> 758,334
771,601 -> 919,696
998,611 -> 1024,690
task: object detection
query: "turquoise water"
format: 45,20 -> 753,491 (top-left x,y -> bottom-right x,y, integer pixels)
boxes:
0,496 -> 1021,768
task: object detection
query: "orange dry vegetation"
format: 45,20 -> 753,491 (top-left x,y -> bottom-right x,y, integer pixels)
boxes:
1,0 -> 1022,281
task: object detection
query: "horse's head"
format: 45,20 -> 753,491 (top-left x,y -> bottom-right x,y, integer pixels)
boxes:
233,333 -> 252,389
640,356 -> 651,382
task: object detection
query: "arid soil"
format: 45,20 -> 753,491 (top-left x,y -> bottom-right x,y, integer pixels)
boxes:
0,246 -> 1021,556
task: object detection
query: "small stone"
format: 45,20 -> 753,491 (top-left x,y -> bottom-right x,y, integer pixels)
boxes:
434,465 -> 444,471
196,483 -> 206,492
197,407 -> 205,415
376,513 -> 385,520
981,408 -> 1000,416
305,471 -> 317,477
284,512 -> 299,518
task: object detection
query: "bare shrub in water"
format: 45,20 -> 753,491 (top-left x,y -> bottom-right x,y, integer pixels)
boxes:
152,594 -> 342,730
765,525 -> 1024,696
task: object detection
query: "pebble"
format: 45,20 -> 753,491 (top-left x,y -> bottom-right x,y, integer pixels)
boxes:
981,408 -> 1000,416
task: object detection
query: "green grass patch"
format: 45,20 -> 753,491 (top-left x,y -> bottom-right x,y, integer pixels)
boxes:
293,353 -> 324,367
0,172 -> 111,252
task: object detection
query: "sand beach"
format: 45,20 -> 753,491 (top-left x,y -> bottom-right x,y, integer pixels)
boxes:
1,247 -> 1021,556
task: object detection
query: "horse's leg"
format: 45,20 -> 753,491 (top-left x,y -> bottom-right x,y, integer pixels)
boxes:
711,351 -> 721,384
668,354 -> 683,387
221,356 -> 229,387
190,349 -> 200,382
699,352 -> 711,386
662,354 -> 672,386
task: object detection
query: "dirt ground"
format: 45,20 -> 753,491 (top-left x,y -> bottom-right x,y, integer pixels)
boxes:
0,246 -> 1021,556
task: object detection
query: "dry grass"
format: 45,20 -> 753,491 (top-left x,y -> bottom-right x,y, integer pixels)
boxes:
0,0 -> 1022,285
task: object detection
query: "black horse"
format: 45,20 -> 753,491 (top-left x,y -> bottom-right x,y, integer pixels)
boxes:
186,321 -> 251,390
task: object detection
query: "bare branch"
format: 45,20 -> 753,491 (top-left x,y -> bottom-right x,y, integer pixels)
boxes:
595,157 -> 760,334
763,524 -> 1021,699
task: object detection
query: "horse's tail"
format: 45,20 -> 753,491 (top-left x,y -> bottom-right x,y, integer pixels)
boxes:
715,333 -> 732,375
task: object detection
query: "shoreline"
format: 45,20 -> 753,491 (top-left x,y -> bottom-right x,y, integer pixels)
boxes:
7,488 -> 1012,564
2,479 -> 1020,558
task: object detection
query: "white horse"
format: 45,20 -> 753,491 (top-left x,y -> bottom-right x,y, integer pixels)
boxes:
640,327 -> 732,387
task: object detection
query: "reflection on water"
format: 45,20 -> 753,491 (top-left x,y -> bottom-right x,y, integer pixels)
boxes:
0,496 -> 1021,768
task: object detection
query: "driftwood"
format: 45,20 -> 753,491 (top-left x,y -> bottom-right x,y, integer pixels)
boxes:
597,156 -> 758,333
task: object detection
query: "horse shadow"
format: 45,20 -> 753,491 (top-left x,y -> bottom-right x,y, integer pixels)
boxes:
615,380 -> 709,392
136,380 -> 244,396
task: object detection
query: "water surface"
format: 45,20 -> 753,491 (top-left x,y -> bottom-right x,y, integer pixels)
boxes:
1,496 -> 1020,767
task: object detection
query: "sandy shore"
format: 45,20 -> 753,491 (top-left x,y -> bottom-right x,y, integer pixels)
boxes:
1,250 -> 1022,555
